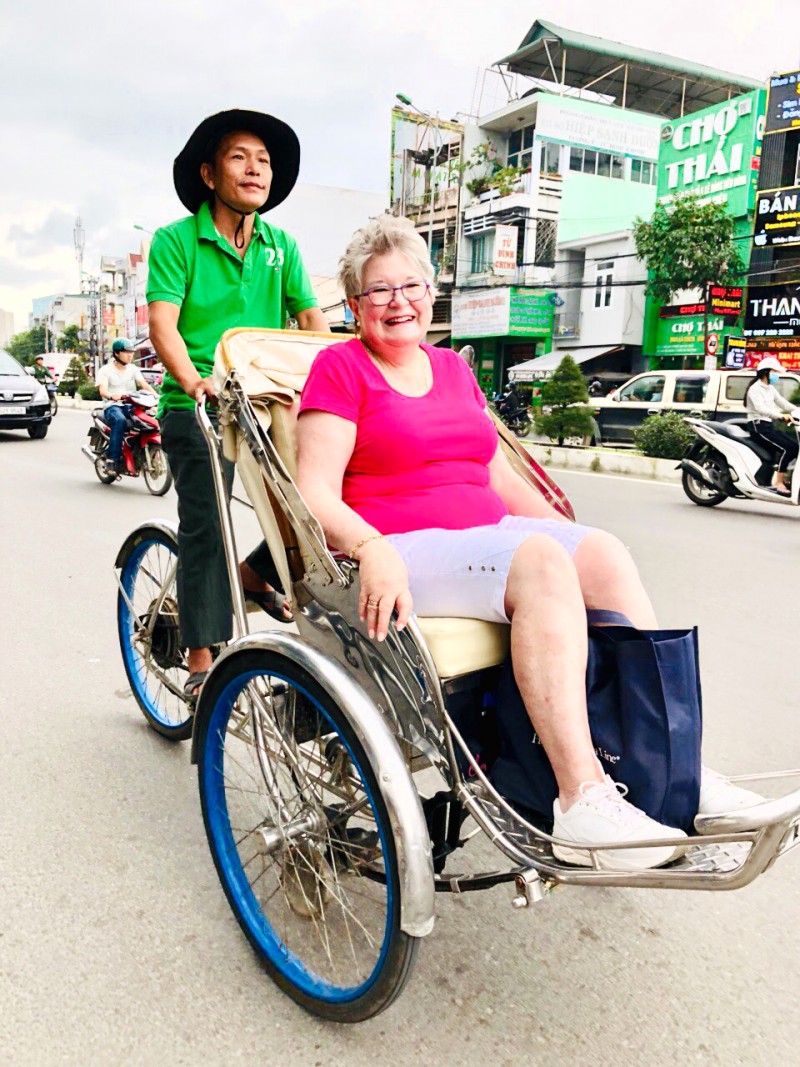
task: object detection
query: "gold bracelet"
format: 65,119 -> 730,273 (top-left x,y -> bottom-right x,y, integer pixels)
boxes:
349,533 -> 384,559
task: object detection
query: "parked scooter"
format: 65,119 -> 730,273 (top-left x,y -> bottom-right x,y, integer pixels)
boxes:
491,381 -> 533,438
81,391 -> 173,496
680,411 -> 800,508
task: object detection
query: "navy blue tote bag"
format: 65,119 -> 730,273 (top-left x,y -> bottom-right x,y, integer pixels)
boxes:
489,609 -> 703,834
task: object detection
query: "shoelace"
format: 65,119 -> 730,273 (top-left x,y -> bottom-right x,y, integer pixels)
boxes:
578,777 -> 648,824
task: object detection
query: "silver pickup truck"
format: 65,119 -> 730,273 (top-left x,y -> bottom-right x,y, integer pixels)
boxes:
588,369 -> 800,446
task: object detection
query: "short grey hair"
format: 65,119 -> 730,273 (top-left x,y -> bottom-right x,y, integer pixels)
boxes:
338,213 -> 437,301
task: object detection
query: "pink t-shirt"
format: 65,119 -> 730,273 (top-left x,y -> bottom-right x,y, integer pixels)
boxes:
299,338 -> 508,535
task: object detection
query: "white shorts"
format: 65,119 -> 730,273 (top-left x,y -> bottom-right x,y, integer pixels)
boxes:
387,515 -> 596,624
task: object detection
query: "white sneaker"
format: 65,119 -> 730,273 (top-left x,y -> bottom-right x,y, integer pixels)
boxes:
696,766 -> 763,822
552,776 -> 686,872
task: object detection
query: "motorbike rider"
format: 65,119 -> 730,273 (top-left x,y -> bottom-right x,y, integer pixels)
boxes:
31,355 -> 55,385
744,356 -> 799,495
96,339 -> 156,476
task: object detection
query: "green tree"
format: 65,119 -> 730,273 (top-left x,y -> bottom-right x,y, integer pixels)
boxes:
57,355 -> 90,396
634,412 -> 696,459
7,325 -> 48,364
56,324 -> 87,354
533,355 -> 594,446
633,193 -> 743,305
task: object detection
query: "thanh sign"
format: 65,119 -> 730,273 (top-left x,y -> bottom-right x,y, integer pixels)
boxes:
743,283 -> 800,339
754,186 -> 800,248
765,71 -> 800,135
657,90 -> 765,217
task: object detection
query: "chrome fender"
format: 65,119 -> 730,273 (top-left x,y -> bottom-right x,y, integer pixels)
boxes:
114,519 -> 179,567
193,630 -> 436,939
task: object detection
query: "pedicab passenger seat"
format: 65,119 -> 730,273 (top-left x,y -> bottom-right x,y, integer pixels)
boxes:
213,327 -> 511,681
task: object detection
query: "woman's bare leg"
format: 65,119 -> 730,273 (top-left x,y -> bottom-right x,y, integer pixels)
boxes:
504,535 -> 602,809
572,530 -> 657,629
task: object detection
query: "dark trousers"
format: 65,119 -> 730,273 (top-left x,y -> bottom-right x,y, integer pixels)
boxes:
161,409 -> 282,649
105,404 -> 131,462
749,419 -> 799,473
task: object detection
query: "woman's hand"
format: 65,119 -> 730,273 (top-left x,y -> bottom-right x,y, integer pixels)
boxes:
356,539 -> 413,642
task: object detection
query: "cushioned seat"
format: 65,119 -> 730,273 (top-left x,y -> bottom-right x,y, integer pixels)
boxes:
416,616 -> 509,678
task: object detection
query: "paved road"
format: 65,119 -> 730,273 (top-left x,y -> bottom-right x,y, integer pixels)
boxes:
2,411 -> 799,1066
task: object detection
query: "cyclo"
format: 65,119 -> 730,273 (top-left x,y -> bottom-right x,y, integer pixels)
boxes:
114,328 -> 800,1023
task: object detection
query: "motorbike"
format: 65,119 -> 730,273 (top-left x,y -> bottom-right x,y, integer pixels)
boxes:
491,382 -> 533,438
680,412 -> 800,508
46,382 -> 58,416
82,391 -> 173,496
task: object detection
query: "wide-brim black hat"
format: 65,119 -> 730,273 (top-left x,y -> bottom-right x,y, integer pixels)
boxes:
173,109 -> 300,215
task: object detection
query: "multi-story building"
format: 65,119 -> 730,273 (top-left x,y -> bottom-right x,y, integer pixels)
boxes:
641,87 -> 766,372
393,18 -> 764,393
0,308 -> 15,348
745,69 -> 800,371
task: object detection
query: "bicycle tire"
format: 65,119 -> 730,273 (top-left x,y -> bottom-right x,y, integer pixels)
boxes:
196,648 -> 419,1021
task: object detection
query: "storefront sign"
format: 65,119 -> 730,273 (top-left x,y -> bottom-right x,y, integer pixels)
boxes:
657,90 -> 765,217
655,314 -> 727,358
508,289 -> 555,337
452,288 -> 510,338
724,335 -> 747,368
659,289 -> 742,321
765,71 -> 800,135
754,186 -> 800,247
744,340 -> 800,370
535,98 -> 660,160
743,283 -> 800,339
493,225 -> 518,276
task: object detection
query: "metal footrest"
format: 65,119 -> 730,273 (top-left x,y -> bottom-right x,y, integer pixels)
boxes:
458,779 -> 800,893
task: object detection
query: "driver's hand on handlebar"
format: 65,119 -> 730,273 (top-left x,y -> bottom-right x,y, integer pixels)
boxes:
194,378 -> 217,406
356,539 -> 413,642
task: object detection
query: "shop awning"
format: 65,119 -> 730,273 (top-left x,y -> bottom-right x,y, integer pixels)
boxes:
426,330 -> 452,346
509,345 -> 622,381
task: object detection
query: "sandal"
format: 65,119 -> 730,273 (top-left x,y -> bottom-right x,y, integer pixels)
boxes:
183,670 -> 209,704
244,588 -> 293,623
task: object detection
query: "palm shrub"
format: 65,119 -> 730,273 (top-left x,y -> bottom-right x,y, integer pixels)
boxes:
635,412 -> 695,459
533,355 -> 594,446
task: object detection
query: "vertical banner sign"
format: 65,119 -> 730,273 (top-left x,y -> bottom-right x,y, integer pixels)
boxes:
493,225 -> 518,275
765,71 -> 800,134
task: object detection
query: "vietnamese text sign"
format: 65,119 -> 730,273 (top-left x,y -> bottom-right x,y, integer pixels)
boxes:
657,90 -> 765,217
535,98 -> 660,160
709,286 -> 744,317
743,283 -> 800,339
754,186 -> 800,248
508,289 -> 554,337
452,288 -> 510,338
655,315 -> 727,357
493,225 -> 518,276
765,71 -> 800,134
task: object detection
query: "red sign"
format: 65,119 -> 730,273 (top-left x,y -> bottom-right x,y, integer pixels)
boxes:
709,286 -> 743,317
659,289 -> 743,320
744,337 -> 800,370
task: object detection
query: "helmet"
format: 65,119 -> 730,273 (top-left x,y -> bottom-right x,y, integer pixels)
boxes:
757,356 -> 783,372
112,338 -> 134,355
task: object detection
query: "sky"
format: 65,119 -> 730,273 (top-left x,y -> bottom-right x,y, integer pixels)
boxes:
1,0 -> 798,333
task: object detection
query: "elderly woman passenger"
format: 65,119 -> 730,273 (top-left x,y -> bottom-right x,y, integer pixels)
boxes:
296,214 -> 758,871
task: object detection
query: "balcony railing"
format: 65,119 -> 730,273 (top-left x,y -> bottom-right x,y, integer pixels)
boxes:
553,310 -> 582,339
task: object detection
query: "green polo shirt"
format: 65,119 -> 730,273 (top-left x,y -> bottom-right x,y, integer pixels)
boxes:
146,200 -> 319,413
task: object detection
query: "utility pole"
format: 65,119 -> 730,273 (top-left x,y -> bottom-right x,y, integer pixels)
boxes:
73,217 -> 85,292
